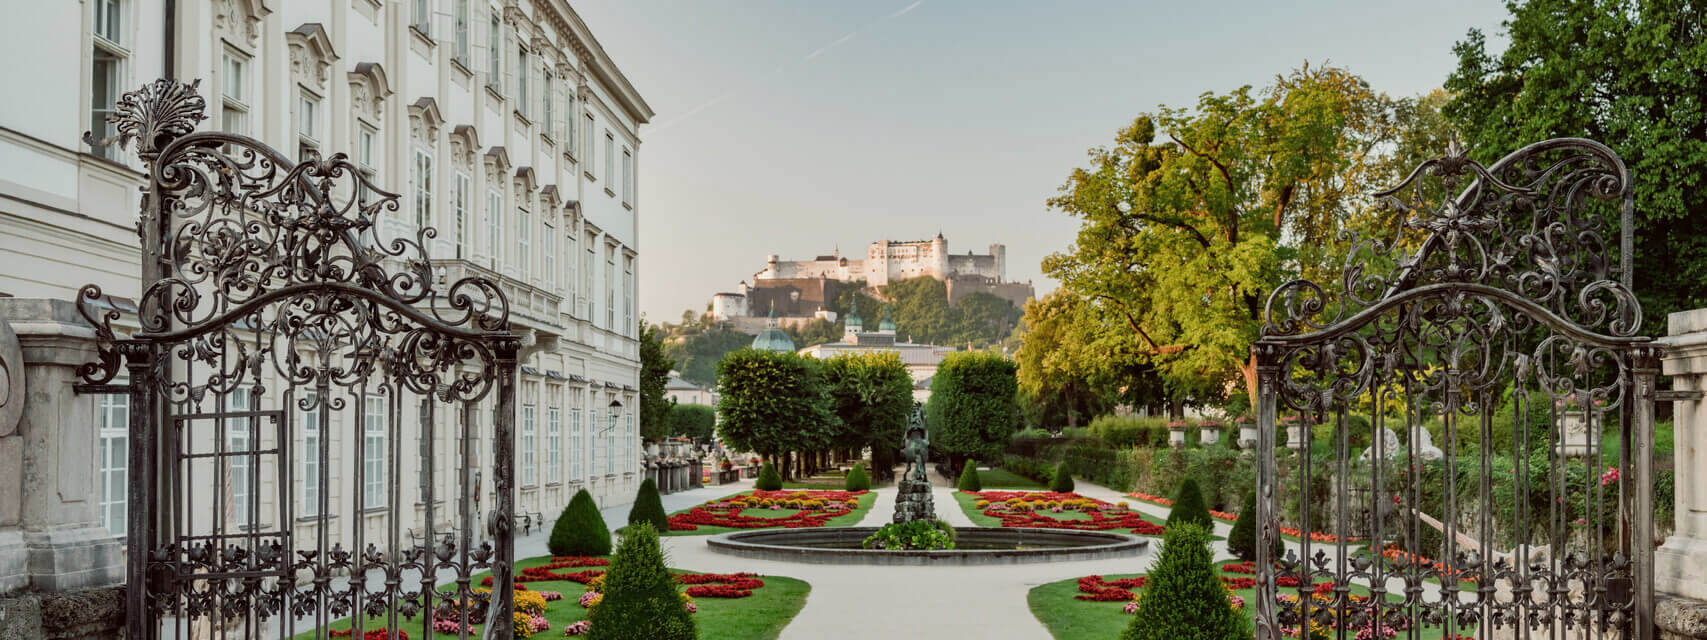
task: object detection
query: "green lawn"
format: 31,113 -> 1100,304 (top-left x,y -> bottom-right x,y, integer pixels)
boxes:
1028,565 -> 1455,640
973,467 -> 1045,489
658,490 -> 878,537
952,492 -> 1175,538
299,554 -> 810,640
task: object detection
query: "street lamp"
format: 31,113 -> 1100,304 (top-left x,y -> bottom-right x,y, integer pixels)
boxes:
598,399 -> 622,435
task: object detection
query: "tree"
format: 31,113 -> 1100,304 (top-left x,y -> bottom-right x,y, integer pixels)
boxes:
714,349 -> 838,480
549,489 -> 611,557
1122,522 -> 1251,640
662,323 -> 754,388
844,462 -> 871,491
754,461 -> 783,491
1014,290 -> 1162,428
1046,64 -> 1410,407
627,478 -> 668,532
1166,477 -> 1213,530
638,322 -> 676,443
667,403 -> 717,444
1444,0 -> 1707,337
820,351 -> 913,482
925,351 -> 1020,471
587,523 -> 696,640
1048,461 -> 1074,493
884,276 -> 955,343
1227,491 -> 1258,561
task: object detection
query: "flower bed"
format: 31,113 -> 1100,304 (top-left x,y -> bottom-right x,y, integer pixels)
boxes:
964,490 -> 1164,535
666,490 -> 869,532
1126,491 -> 1237,522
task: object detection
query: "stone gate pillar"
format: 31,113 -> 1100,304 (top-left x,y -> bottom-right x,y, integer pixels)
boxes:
1656,310 -> 1707,638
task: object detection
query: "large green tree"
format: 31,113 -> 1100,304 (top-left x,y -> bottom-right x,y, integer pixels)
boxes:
638,321 -> 675,443
1045,65 -> 1414,406
821,351 -> 915,482
662,323 -> 753,388
714,349 -> 838,479
1444,0 -> 1707,336
1014,289 -> 1167,427
667,403 -> 716,444
925,351 -> 1020,470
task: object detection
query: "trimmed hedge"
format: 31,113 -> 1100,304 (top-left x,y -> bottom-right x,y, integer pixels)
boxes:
845,462 -> 871,491
755,461 -> 783,491
1122,522 -> 1251,639
956,462 -> 982,492
626,478 -> 668,532
587,523 -> 695,640
549,488 -> 611,557
1048,461 -> 1074,492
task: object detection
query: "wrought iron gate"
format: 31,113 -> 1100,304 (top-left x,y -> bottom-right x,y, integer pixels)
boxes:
76,80 -> 521,639
1254,139 -> 1657,639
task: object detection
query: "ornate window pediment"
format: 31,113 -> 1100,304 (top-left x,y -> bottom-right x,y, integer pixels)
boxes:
485,146 -> 511,184
450,124 -> 480,171
540,184 -> 560,210
347,62 -> 392,122
408,97 -> 444,143
213,0 -> 270,47
514,166 -> 538,195
287,24 -> 339,91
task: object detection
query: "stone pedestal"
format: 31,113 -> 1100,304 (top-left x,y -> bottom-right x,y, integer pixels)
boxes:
1285,425 -> 1305,451
1555,410 -> 1593,457
1199,427 -> 1220,446
0,300 -> 124,598
1238,426 -> 1259,449
892,478 -> 936,523
1659,310 -> 1707,603
1168,428 -> 1186,448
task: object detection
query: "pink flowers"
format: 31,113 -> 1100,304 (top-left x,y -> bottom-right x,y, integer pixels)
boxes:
685,601 -> 699,613
1122,601 -> 1141,614
431,618 -> 468,633
563,620 -> 591,636
1601,466 -> 1620,486
578,591 -> 603,608
530,614 -> 550,633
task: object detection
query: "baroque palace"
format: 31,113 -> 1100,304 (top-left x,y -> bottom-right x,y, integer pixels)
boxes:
0,0 -> 651,605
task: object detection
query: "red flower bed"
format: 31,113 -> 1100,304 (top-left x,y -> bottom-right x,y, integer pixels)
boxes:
1221,576 -> 1256,590
667,490 -> 867,532
969,491 -> 1164,535
1075,575 -> 1148,601
1221,561 -> 1257,575
678,572 -> 766,598
1127,491 -> 1173,506
329,630 -> 407,639
482,556 -> 612,586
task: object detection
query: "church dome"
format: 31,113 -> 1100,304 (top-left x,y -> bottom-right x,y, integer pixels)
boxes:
878,305 -> 897,333
751,327 -> 796,352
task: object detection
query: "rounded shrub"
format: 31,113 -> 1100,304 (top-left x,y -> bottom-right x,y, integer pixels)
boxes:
627,478 -> 668,532
1166,477 -> 1213,530
587,523 -> 695,640
550,488 -> 611,557
956,462 -> 982,492
755,461 -> 783,491
1048,461 -> 1075,493
1123,522 -> 1251,640
844,462 -> 871,491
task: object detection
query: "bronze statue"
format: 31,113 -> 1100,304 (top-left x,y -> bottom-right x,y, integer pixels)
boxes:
901,404 -> 929,484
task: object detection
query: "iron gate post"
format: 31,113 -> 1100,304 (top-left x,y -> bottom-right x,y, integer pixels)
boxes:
488,336 -> 520,639
121,341 -> 156,640
1254,342 -> 1282,640
1635,346 -> 1661,640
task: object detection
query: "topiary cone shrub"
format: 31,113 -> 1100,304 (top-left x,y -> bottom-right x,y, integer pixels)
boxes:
586,523 -> 696,640
844,462 -> 871,491
1166,477 -> 1212,530
1227,491 -> 1257,561
1048,461 -> 1074,493
956,461 -> 982,492
1122,522 -> 1251,640
755,461 -> 783,491
550,488 -> 611,557
627,478 -> 669,532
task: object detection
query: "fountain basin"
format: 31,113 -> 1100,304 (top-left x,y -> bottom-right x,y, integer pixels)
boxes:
705,526 -> 1148,565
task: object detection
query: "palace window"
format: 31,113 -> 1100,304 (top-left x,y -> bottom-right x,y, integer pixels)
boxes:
89,0 -> 127,161
486,189 -> 502,268
603,133 -> 614,186
228,388 -> 254,527
453,0 -> 470,63
413,150 -> 433,229
297,91 -> 321,162
411,0 -> 430,37
363,394 -> 387,509
486,15 -> 501,92
455,172 -> 470,258
300,390 -> 321,517
569,406 -> 582,480
605,409 -> 616,475
220,49 -> 249,135
622,148 -> 633,204
547,406 -> 561,484
543,218 -> 555,291
357,125 -> 378,172
625,410 -> 635,473
542,69 -> 555,140
98,393 -> 129,536
521,398 -> 537,486
582,114 -> 595,173
517,205 -> 530,280
516,46 -> 529,119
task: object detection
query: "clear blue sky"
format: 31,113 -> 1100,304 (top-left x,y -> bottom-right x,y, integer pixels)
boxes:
570,1 -> 1512,322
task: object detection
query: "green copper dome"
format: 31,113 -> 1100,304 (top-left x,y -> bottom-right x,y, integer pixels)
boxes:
878,305 -> 897,332
752,303 -> 796,352
846,297 -> 864,329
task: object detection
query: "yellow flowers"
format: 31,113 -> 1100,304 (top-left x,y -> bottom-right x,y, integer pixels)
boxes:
513,589 -> 548,615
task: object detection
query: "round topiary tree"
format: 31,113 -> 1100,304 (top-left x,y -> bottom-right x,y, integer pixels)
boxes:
1122,522 -> 1251,640
1166,477 -> 1212,530
587,523 -> 696,640
627,478 -> 669,532
550,488 -> 611,557
844,462 -> 871,491
1048,461 -> 1074,493
956,461 -> 982,492
755,461 -> 783,491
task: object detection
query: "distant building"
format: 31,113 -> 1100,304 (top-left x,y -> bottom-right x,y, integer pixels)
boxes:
709,233 -> 1034,329
750,304 -> 797,352
797,301 -> 954,395
664,371 -> 716,407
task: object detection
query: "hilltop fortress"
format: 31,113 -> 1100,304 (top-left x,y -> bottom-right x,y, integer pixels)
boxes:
709,234 -> 1034,332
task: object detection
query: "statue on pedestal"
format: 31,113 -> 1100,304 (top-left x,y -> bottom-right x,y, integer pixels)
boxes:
893,403 -> 937,523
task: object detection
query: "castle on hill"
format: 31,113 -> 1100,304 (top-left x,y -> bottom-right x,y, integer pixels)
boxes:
707,234 -> 1034,332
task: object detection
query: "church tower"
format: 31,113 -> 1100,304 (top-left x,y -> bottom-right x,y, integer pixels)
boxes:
844,296 -> 864,339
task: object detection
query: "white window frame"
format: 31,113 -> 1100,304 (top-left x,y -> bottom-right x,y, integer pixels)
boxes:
582,114 -> 595,173
521,401 -> 537,486
569,406 -> 582,481
603,132 -> 614,186
542,69 -> 555,142
412,0 -> 431,37
227,387 -> 254,528
300,390 -> 321,517
605,409 -> 616,475
363,394 -> 387,509
413,149 -> 433,229
89,2 -> 129,162
98,392 -> 129,536
516,46 -> 529,119
517,205 -> 530,280
357,124 -> 379,172
543,218 -> 555,291
622,148 -> 633,204
605,245 -> 616,328
623,255 -> 634,335
625,411 -> 635,474
485,189 -> 502,269
220,48 -> 250,136
487,14 -> 502,92
547,405 -> 561,484
455,172 -> 470,258
297,90 -> 322,161
453,0 -> 470,63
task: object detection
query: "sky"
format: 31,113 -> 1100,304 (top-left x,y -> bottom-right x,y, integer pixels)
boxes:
569,1 -> 1513,323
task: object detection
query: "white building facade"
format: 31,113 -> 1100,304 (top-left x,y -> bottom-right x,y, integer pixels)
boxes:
0,0 -> 652,559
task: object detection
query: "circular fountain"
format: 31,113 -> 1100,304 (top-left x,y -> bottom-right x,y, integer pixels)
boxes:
706,526 -> 1147,566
